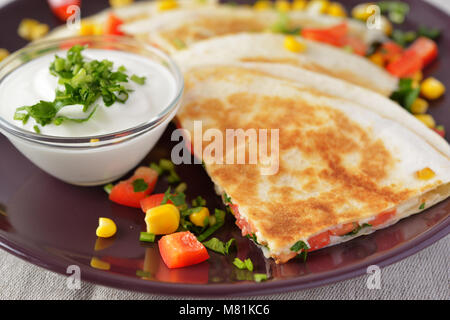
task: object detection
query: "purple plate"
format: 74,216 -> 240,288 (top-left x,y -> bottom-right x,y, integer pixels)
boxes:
0,0 -> 449,296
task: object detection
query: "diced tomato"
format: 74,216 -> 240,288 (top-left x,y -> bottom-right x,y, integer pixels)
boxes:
230,204 -> 255,236
386,50 -> 423,77
432,127 -> 445,137
407,37 -> 438,67
301,22 -> 349,47
140,193 -> 173,213
158,231 -> 209,269
329,223 -> 357,236
109,166 -> 158,208
341,36 -> 368,56
307,231 -> 331,252
368,209 -> 397,227
47,0 -> 81,21
379,41 -> 404,64
104,13 -> 124,35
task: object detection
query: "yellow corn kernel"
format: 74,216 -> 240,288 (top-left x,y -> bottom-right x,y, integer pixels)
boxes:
327,2 -> 347,17
93,24 -> 104,35
18,19 -> 49,41
292,0 -> 307,11
420,77 -> 446,100
90,257 -> 111,271
351,2 -> 375,21
79,22 -> 95,36
253,0 -> 272,11
410,98 -> 429,114
284,35 -> 307,53
416,167 -> 435,180
306,0 -> 329,14
275,0 -> 291,12
369,52 -> 384,67
414,114 -> 435,128
189,207 -> 210,227
96,217 -> 117,238
145,204 -> 180,235
0,48 -> 9,62
157,0 -> 178,11
109,0 -> 134,8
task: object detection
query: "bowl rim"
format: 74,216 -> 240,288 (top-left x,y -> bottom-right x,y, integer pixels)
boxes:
0,35 -> 184,148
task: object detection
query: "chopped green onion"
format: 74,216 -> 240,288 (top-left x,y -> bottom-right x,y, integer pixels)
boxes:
192,196 -> 207,207
174,182 -> 187,194
150,162 -> 163,176
130,74 -> 146,85
136,270 -> 152,278
253,273 -> 268,282
419,202 -> 425,210
139,232 -> 155,242
159,159 -> 175,172
33,125 -> 41,133
103,183 -> 114,194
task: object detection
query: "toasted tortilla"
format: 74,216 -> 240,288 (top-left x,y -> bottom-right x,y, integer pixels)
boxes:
176,63 -> 450,263
121,5 -> 385,53
174,33 -> 398,96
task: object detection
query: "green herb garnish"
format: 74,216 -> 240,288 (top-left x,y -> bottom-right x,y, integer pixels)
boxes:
14,45 -> 145,129
196,209 -> 226,242
33,125 -> 41,133
139,232 -> 155,242
103,183 -> 114,194
173,38 -> 187,50
417,25 -> 441,40
130,74 -> 146,85
344,223 -> 372,236
192,196 -> 207,207
149,162 -> 163,176
270,12 -> 301,35
203,237 -> 235,255
378,1 -> 410,24
290,240 -> 309,262
253,273 -> 268,282
390,78 -> 420,111
132,179 -> 148,192
223,192 -> 232,205
233,258 -> 254,271
419,202 -> 425,210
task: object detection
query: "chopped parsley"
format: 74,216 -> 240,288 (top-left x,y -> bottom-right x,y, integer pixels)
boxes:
290,240 -> 309,262
103,183 -> 114,194
270,12 -> 301,35
390,78 -> 420,111
233,258 -> 254,271
419,202 -> 425,210
223,192 -> 232,205
202,237 -> 235,255
132,179 -> 148,192
14,45 -> 146,130
192,196 -> 207,207
344,223 -> 372,236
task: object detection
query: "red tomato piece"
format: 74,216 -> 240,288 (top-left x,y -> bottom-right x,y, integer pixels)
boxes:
369,209 -> 397,227
407,37 -> 438,67
341,36 -> 368,56
47,0 -> 81,21
307,231 -> 331,252
158,232 -> 209,269
329,223 -> 357,236
432,127 -> 445,138
386,50 -> 423,77
109,166 -> 158,208
140,193 -> 173,213
230,204 -> 255,237
379,41 -> 404,64
104,13 -> 124,35
301,22 -> 348,47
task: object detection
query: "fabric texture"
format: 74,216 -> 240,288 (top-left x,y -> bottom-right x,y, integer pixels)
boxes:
0,0 -> 449,300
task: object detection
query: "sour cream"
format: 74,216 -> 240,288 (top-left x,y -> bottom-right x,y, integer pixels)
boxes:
0,49 -> 177,137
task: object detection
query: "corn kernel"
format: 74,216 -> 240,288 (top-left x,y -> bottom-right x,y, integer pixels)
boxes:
90,257 -> 111,270
190,207 -> 210,227
145,204 -> 180,235
18,19 -> 49,41
327,2 -> 347,17
351,2 -> 375,21
420,77 -> 446,100
292,0 -> 307,10
79,22 -> 95,36
0,48 -> 9,62
253,0 -> 272,11
109,0 -> 134,8
414,114 -> 435,128
410,98 -> 429,114
369,52 -> 384,67
275,0 -> 291,12
284,35 -> 307,53
157,0 -> 178,11
306,0 -> 330,14
416,167 -> 436,180
96,217 -> 117,238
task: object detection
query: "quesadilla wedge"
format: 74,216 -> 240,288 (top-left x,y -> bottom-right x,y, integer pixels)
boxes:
121,5 -> 385,53
174,32 -> 398,96
176,63 -> 450,263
